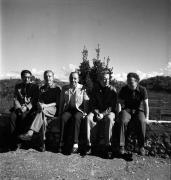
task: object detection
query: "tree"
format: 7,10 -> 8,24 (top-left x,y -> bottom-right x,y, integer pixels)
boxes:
79,46 -> 91,85
78,45 -> 113,89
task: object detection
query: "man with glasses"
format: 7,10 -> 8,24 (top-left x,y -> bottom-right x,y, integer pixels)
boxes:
86,70 -> 117,157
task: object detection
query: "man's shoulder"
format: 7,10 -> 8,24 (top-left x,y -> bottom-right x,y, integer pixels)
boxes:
15,82 -> 23,89
53,83 -> 62,91
138,85 -> 147,93
119,85 -> 128,92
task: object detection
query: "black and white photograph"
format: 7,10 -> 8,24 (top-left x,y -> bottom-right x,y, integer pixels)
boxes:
0,0 -> 171,179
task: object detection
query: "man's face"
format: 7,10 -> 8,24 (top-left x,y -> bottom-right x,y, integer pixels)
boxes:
70,73 -> 79,87
44,72 -> 54,86
127,77 -> 138,89
99,73 -> 110,87
21,73 -> 31,84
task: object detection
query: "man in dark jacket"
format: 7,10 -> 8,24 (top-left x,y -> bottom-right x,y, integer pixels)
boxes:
86,70 -> 117,155
117,72 -> 149,156
9,70 -> 39,149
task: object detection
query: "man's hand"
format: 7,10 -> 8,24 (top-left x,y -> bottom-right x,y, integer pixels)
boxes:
21,105 -> 27,113
145,116 -> 149,124
96,113 -> 104,120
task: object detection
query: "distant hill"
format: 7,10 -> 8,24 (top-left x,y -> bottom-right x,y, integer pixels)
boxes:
140,76 -> 171,93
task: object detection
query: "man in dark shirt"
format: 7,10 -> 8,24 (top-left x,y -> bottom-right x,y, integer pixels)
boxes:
9,70 -> 39,149
117,72 -> 149,156
86,70 -> 117,155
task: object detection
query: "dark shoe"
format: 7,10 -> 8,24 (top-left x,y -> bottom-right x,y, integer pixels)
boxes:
119,146 -> 125,155
139,147 -> 145,156
9,143 -> 21,151
19,133 -> 32,141
86,146 -> 92,155
72,147 -> 79,154
58,146 -> 63,153
37,144 -> 46,152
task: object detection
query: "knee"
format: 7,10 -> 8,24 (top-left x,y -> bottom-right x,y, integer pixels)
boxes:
105,112 -> 115,124
61,112 -> 71,123
136,112 -> 146,124
86,113 -> 94,124
74,112 -> 83,122
10,111 -> 17,121
118,110 -> 129,125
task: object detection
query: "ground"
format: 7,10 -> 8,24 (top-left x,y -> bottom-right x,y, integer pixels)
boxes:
0,149 -> 170,180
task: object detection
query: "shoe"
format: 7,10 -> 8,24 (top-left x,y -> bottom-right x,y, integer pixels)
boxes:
139,147 -> 145,156
72,147 -> 79,153
58,146 -> 63,153
86,146 -> 92,155
119,146 -> 125,155
19,133 -> 32,141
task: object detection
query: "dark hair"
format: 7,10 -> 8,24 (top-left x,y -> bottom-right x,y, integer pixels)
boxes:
21,70 -> 32,77
127,72 -> 140,82
69,71 -> 79,81
44,70 -> 54,79
98,69 -> 112,83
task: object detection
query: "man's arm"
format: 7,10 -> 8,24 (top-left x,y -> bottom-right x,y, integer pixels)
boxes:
13,84 -> 22,110
143,99 -> 149,121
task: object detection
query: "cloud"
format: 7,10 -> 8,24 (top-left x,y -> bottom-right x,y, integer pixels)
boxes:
163,61 -> 171,75
60,64 -> 78,81
112,62 -> 171,81
0,72 -> 20,79
112,72 -> 127,82
31,68 -> 44,78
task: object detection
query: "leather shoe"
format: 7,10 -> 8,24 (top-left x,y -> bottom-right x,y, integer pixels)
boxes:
19,133 -> 32,141
119,146 -> 125,155
72,147 -> 79,153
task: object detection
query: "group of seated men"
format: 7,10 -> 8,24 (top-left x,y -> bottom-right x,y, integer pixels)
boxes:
8,69 -> 149,157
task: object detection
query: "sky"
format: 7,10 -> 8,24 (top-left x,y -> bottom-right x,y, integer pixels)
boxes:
0,0 -> 171,81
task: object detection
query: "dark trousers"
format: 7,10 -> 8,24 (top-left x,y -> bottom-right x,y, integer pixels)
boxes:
9,110 -> 35,146
118,110 -> 146,148
60,109 -> 83,145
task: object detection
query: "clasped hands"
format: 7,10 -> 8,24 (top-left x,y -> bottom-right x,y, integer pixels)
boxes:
94,109 -> 104,121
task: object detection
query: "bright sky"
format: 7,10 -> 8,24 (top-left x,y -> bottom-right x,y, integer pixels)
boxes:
0,0 -> 171,81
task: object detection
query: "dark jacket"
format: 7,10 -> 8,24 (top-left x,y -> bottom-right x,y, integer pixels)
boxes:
90,83 -> 117,116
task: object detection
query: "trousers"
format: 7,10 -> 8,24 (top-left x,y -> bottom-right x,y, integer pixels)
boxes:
117,109 -> 146,148
86,112 -> 115,146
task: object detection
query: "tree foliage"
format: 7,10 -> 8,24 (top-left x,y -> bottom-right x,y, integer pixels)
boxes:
78,45 -> 113,88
